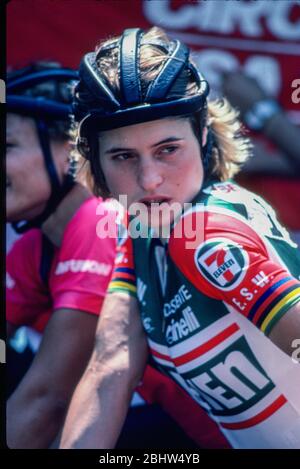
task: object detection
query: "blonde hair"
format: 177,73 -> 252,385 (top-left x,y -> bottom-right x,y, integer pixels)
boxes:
74,27 -> 252,196
207,98 -> 252,180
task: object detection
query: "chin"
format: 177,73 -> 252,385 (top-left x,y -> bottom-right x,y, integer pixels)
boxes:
6,207 -> 20,223
7,204 -> 44,224
6,212 -> 24,223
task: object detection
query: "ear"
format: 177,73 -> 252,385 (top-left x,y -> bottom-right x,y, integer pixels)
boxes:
202,127 -> 208,147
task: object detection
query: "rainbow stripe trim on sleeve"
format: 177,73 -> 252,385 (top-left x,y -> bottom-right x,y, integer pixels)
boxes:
108,266 -> 137,296
247,275 -> 300,336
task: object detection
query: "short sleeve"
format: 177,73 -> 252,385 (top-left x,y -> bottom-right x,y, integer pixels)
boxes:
169,209 -> 300,336
50,197 -> 117,315
107,210 -> 137,297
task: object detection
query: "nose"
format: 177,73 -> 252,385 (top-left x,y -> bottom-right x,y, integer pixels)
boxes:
138,158 -> 163,192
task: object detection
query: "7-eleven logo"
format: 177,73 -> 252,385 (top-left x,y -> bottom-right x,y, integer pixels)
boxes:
195,238 -> 248,290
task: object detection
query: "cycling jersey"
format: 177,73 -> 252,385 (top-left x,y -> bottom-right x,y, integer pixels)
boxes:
6,197 -> 116,332
109,180 -> 300,449
6,194 -> 228,448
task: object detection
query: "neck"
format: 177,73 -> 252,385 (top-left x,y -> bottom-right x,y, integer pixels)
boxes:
42,182 -> 92,247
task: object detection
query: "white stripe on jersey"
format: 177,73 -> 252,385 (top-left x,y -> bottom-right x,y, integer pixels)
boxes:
167,314 -> 237,358
149,314 -> 244,374
214,387 -> 283,425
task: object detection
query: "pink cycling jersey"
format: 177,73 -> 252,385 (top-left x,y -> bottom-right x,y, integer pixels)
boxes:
6,197 -> 117,332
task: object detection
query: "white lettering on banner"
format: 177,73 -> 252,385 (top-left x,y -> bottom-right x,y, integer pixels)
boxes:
143,1 -> 300,39
144,0 -> 300,105
55,260 -> 111,276
244,55 -> 281,96
6,272 -> 15,289
192,50 -> 281,99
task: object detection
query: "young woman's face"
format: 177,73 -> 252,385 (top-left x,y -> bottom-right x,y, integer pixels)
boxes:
99,117 -> 204,228
6,114 -> 68,222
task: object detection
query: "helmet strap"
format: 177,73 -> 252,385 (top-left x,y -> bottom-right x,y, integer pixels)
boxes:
12,119 -> 75,234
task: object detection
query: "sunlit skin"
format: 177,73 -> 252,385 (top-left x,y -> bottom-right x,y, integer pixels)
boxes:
6,113 -> 69,222
99,117 -> 206,230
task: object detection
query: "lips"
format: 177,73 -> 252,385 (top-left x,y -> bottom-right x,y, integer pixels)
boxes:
138,196 -> 172,207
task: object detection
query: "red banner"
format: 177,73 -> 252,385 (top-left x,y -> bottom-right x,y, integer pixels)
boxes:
7,0 -> 300,119
7,0 -> 300,228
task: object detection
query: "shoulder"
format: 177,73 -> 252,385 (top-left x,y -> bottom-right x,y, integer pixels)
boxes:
168,182 -> 271,296
170,181 -> 268,256
67,196 -> 110,230
61,196 -> 118,248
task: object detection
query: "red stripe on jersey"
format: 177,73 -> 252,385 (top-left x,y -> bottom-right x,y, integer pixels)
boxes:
173,323 -> 240,366
252,277 -> 297,325
111,272 -> 136,282
220,394 -> 287,430
151,348 -> 173,363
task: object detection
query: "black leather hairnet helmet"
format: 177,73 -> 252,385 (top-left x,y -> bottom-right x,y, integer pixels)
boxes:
73,28 -> 211,195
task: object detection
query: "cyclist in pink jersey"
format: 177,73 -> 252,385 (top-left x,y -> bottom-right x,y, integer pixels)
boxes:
60,27 -> 300,449
6,63 -> 116,448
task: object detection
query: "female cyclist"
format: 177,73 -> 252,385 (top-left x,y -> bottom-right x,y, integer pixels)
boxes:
61,27 -> 300,449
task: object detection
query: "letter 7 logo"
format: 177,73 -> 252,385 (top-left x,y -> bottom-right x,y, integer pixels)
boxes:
205,247 -> 235,283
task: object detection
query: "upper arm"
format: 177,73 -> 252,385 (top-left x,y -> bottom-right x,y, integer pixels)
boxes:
269,301 -> 300,356
60,292 -> 148,449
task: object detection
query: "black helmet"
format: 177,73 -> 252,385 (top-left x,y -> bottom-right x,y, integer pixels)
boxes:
74,28 -> 210,154
7,63 -> 78,233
